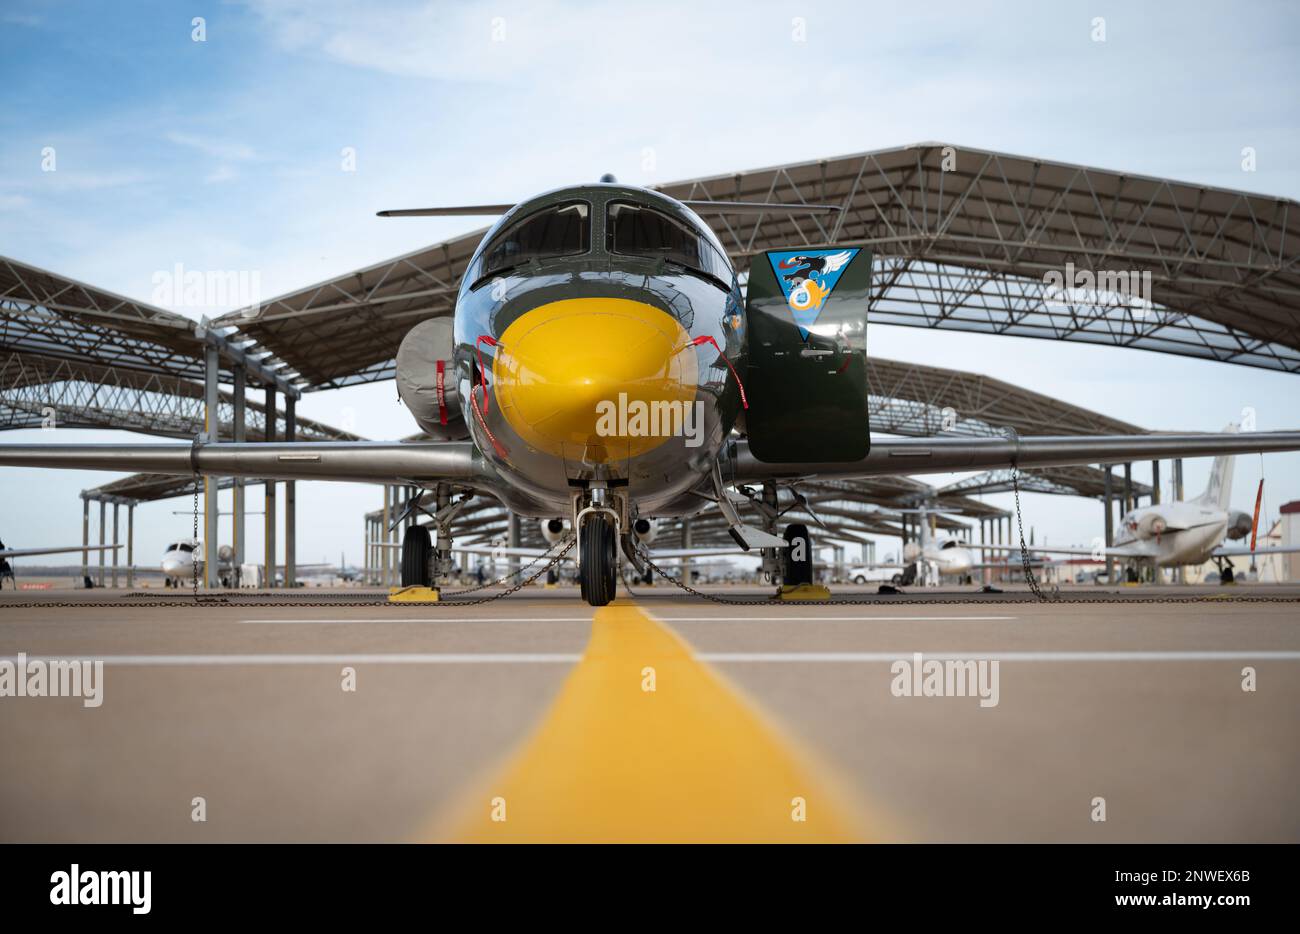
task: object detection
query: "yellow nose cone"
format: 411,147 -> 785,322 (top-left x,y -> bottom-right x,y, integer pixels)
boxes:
493,298 -> 698,460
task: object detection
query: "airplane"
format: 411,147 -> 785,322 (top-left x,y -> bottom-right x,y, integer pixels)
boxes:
332,553 -> 364,582
971,438 -> 1300,582
159,539 -> 233,588
157,539 -> 331,588
0,539 -> 122,589
293,554 -> 364,582
840,506 -> 989,586
5,177 -> 1300,605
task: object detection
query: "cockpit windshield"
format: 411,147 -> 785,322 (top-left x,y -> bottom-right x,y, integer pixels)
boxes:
481,201 -> 590,277
606,201 -> 732,284
169,542 -> 194,554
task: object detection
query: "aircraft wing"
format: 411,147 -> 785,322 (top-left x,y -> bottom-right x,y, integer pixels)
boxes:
1211,543 -> 1300,558
0,441 -> 485,483
634,547 -> 749,560
2,430 -> 1300,486
429,543 -> 747,561
967,558 -> 1062,570
0,544 -> 121,559
729,431 -> 1300,481
970,542 -> 1156,559
371,542 -> 549,558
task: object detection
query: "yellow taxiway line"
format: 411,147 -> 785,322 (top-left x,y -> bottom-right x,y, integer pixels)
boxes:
433,600 -> 867,843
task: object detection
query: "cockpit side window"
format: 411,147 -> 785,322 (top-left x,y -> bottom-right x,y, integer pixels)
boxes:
480,201 -> 590,278
606,201 -> 732,284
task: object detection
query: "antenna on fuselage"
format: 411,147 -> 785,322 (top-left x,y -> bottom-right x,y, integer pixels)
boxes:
599,173 -> 618,183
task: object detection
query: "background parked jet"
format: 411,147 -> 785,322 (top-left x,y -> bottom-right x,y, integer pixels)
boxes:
974,441 -> 1300,582
158,539 -> 329,588
843,506 -> 991,586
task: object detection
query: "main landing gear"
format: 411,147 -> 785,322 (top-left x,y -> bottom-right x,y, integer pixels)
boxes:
783,523 -> 813,585
396,487 -> 469,591
401,524 -> 432,587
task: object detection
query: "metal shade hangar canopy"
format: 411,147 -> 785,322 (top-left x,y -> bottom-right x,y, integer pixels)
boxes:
0,255 -> 295,393
0,353 -> 361,441
213,142 -> 1300,389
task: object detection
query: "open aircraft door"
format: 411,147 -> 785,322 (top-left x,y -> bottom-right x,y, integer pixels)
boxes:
743,248 -> 873,463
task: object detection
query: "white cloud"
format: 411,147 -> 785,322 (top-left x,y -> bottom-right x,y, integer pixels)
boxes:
165,132 -> 257,162
204,165 -> 239,184
26,170 -> 150,192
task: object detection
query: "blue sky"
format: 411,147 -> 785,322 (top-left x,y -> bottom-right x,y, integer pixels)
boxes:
2,0 -> 1299,568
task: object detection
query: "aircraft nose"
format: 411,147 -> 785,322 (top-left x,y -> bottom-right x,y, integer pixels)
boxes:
491,297 -> 699,457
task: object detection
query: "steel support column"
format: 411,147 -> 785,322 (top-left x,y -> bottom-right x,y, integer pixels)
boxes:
203,345 -> 220,588
127,504 -> 135,589
508,512 -> 521,578
1152,460 -> 1161,505
233,366 -> 246,585
682,519 -> 693,584
97,499 -> 105,586
111,502 -> 119,589
264,386 -> 277,588
284,395 -> 296,588
1103,465 -> 1115,584
80,495 -> 89,586
981,518 -> 989,585
994,515 -> 1002,583
1174,459 -> 1185,584
382,486 -> 392,587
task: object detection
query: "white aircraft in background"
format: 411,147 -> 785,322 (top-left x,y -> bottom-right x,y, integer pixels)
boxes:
160,539 -> 233,587
159,539 -> 330,588
845,507 -> 986,586
0,539 -> 121,589
977,437 -> 1300,582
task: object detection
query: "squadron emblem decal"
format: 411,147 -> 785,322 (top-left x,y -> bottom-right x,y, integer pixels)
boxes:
768,248 -> 859,339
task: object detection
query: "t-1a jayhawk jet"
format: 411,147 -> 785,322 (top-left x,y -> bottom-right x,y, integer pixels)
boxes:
5,179 -> 1300,605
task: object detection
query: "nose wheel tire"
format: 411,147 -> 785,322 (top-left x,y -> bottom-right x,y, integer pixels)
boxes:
400,525 -> 432,587
580,512 -> 618,606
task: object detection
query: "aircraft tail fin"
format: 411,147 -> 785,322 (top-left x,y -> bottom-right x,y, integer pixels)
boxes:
1196,423 -> 1238,510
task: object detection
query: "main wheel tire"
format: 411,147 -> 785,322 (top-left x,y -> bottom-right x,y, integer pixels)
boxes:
400,525 -> 432,587
579,513 -> 618,606
1221,567 -> 1234,584
783,523 -> 813,586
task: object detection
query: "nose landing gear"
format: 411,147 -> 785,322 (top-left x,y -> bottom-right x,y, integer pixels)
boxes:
578,511 -> 618,606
